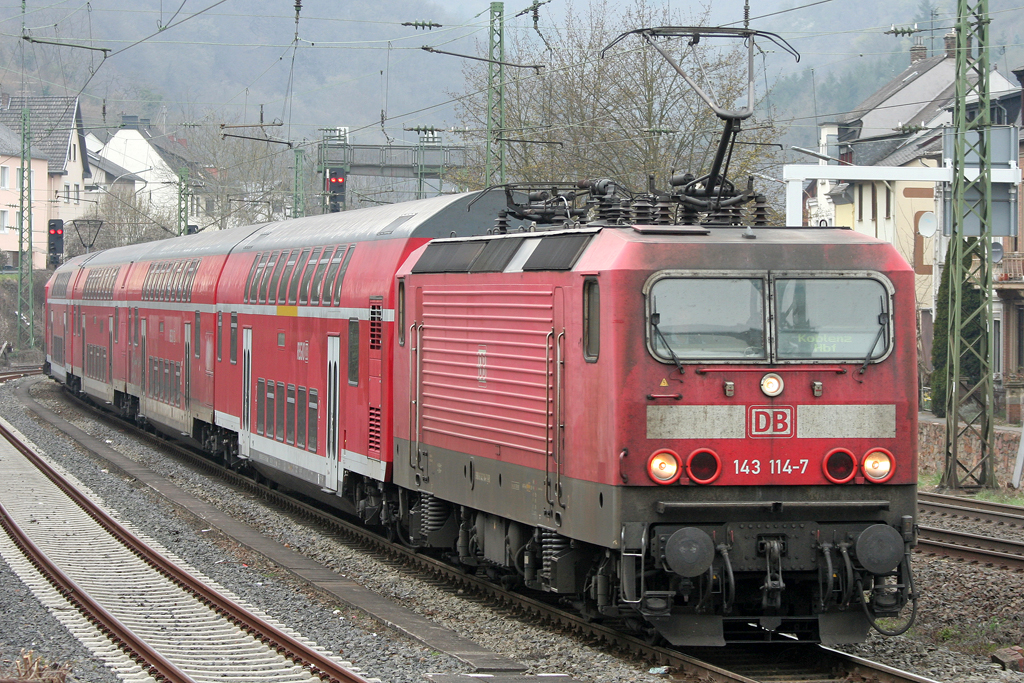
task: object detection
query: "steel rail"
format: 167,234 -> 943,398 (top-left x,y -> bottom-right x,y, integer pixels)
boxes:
0,419 -> 370,683
0,499 -> 197,683
917,525 -> 1024,570
53,385 -> 935,683
919,491 -> 1024,525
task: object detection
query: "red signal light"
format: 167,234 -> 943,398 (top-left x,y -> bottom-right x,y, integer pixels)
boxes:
330,176 -> 345,183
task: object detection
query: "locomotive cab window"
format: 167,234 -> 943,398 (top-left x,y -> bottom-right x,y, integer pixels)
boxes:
648,277 -> 767,361
775,277 -> 891,361
397,279 -> 405,346
583,277 -> 599,362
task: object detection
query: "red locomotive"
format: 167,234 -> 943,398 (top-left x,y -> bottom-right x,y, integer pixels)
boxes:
44,25 -> 917,647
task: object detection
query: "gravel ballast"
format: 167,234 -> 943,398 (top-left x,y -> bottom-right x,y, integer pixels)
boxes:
1,375 -> 1022,682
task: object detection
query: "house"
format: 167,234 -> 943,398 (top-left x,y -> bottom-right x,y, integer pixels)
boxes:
0,122 -> 49,269
0,95 -> 92,231
89,115 -> 213,234
803,34 -> 1019,397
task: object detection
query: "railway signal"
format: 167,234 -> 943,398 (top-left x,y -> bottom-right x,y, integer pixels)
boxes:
326,168 -> 346,212
47,219 -> 63,268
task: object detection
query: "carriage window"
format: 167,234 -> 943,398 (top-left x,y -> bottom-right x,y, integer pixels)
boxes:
258,251 -> 281,304
309,246 -> 335,305
114,307 -> 119,344
583,278 -> 599,361
296,386 -> 307,447
288,248 -> 311,305
332,245 -> 355,306
348,318 -> 359,386
275,381 -> 285,441
320,247 -> 345,306
217,312 -> 222,361
648,278 -> 766,361
230,313 -> 238,364
775,278 -> 890,361
276,250 -> 299,304
308,389 -> 318,452
256,378 -> 266,435
298,247 -> 322,305
286,384 -> 296,444
184,260 -> 200,301
266,381 -> 275,439
246,253 -> 269,303
194,311 -> 201,357
267,250 -> 290,304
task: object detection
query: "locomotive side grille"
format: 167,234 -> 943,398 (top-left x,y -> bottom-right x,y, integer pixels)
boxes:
368,405 -> 381,456
370,303 -> 383,350
420,286 -> 555,456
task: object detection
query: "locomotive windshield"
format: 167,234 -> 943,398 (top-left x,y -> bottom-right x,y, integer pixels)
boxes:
649,278 -> 766,360
647,274 -> 891,363
775,278 -> 889,360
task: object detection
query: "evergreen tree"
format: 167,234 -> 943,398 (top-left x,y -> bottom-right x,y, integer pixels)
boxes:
931,239 -> 985,417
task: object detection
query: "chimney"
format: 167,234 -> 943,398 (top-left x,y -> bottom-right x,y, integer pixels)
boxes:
910,37 -> 927,64
945,31 -> 972,59
121,114 -> 139,130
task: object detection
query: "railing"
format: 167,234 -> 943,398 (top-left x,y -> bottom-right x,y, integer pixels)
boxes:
996,252 -> 1024,282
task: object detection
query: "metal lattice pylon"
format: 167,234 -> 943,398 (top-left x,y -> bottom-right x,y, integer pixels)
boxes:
942,0 -> 995,489
485,2 -> 505,186
293,147 -> 305,218
17,106 -> 33,351
177,168 -> 189,236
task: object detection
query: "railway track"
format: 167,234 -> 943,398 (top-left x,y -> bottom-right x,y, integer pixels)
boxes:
24,378 -> 942,683
0,413 -> 371,683
917,491 -> 1024,569
0,364 -> 42,382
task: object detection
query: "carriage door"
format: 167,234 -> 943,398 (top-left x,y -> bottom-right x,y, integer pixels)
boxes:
107,316 -> 113,384
183,322 -> 191,412
545,287 -> 567,520
140,319 -> 147,400
324,335 -> 341,492
63,312 -> 69,372
240,328 -> 252,458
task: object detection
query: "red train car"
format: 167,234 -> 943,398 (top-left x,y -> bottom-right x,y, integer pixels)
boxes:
45,188 -> 918,647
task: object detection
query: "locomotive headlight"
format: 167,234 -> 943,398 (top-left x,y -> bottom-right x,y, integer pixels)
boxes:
760,373 -> 784,397
862,449 -> 894,483
647,449 -> 682,484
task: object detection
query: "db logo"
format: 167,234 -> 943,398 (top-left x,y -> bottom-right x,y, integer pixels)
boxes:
748,406 -> 794,438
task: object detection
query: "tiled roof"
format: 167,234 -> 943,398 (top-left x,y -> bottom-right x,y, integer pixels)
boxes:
835,55 -> 947,127
0,96 -> 90,177
0,120 -> 46,159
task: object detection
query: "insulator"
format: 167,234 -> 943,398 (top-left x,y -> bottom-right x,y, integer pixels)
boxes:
541,530 -> 570,579
632,196 -> 655,224
494,210 -> 510,234
655,198 -> 674,225
752,195 -> 770,227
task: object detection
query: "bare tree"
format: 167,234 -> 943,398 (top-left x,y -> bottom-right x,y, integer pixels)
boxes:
453,0 -> 783,199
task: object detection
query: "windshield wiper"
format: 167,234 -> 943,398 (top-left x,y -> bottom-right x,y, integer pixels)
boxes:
859,295 -> 886,374
650,296 -> 685,376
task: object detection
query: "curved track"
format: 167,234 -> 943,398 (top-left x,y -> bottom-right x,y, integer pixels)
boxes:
32,378 -> 943,683
0,414 -> 370,683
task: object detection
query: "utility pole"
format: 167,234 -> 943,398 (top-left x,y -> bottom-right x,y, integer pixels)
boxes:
293,147 -> 305,218
942,0 -> 995,488
177,168 -> 189,236
485,2 -> 506,186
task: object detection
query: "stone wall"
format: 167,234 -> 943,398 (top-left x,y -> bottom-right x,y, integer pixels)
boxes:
918,416 -> 1023,484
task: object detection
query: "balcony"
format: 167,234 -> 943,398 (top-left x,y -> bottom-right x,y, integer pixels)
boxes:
995,253 -> 1024,290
